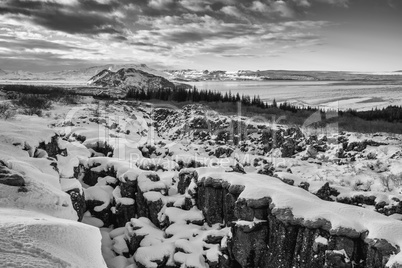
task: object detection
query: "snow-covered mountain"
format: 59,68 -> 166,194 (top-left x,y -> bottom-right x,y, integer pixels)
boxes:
164,69 -> 268,81
164,69 -> 402,82
88,68 -> 176,90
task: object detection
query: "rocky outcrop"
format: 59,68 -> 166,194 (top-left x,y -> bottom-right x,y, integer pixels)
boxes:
178,172 -> 399,268
75,160 -> 402,268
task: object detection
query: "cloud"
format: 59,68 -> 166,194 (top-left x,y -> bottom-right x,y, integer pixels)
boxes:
179,0 -> 212,12
271,1 -> 294,18
250,1 -> 269,13
0,0 -> 345,71
312,0 -> 349,7
0,0 -> 124,35
148,0 -> 175,10
220,5 -> 244,19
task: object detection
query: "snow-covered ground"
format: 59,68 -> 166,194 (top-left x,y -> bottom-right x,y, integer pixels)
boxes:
2,99 -> 402,267
0,114 -> 107,267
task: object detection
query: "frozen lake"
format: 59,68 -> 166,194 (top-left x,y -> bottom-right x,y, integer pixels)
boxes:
187,80 -> 402,111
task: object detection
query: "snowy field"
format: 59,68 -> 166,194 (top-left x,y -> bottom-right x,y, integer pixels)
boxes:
188,80 -> 402,111
2,99 -> 402,267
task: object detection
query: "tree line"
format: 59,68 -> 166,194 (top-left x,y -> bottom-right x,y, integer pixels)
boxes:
125,86 -> 318,112
341,106 -> 402,123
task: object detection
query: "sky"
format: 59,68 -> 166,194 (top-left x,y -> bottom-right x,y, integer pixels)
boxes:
0,0 -> 401,72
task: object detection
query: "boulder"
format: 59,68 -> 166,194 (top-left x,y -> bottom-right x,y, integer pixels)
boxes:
0,162 -> 25,187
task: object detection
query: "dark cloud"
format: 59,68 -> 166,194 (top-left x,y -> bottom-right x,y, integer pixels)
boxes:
0,0 -> 124,35
32,12 -> 122,35
200,44 -> 244,54
77,0 -> 120,12
164,31 -> 206,43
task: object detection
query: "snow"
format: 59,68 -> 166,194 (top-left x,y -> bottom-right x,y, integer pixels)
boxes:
134,242 -> 175,268
0,207 -> 107,268
84,185 -> 113,212
315,235 -> 328,245
83,215 -> 105,228
60,178 -> 83,194
137,171 -> 167,192
4,99 -> 402,267
163,207 -> 204,224
235,218 -> 267,227
0,169 -> 77,220
112,234 -> 129,255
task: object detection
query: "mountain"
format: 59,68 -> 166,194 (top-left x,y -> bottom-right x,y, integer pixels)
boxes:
88,68 -> 176,90
0,64 -> 167,81
164,69 -> 318,81
164,69 -> 402,82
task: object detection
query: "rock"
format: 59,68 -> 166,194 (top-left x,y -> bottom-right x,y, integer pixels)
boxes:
120,179 -> 137,199
197,183 -> 224,225
230,221 -> 269,267
38,135 -> 67,159
257,162 -> 275,176
346,141 -> 367,152
214,146 -> 234,158
115,204 -> 136,227
86,200 -> 114,227
287,127 -> 304,140
66,188 -> 86,222
0,172 -> 25,187
74,162 -> 117,187
299,181 -> 310,191
178,169 -> 198,194
307,145 -> 318,158
281,138 -> 296,157
0,163 -> 25,187
324,250 -> 352,268
228,162 -> 246,174
315,182 -> 340,201
281,178 -> 295,186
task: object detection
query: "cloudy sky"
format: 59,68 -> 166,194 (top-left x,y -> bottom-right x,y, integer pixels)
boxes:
0,0 -> 401,72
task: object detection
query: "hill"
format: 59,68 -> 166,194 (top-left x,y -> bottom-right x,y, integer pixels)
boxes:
88,68 -> 176,90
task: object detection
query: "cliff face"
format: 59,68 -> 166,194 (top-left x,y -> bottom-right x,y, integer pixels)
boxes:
87,67 -> 176,90
191,171 -> 401,268
194,173 -> 398,268
75,158 -> 402,268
